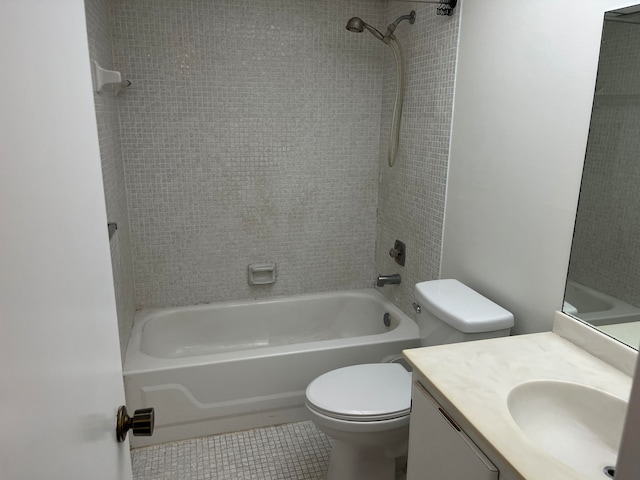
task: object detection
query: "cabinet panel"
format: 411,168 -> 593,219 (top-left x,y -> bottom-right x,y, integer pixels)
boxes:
407,381 -> 499,480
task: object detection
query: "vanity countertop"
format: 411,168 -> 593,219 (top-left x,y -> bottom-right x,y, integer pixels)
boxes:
403,331 -> 633,480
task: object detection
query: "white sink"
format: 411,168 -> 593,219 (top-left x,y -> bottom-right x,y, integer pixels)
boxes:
507,380 -> 627,478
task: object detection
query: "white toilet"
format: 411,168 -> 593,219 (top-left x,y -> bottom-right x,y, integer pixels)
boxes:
305,279 -> 514,480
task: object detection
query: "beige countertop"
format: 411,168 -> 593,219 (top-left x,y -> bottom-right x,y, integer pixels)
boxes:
404,330 -> 633,480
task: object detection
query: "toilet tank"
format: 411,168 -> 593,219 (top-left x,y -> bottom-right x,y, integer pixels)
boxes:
414,279 -> 514,347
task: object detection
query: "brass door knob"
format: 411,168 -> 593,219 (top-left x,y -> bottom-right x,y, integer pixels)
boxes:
116,405 -> 154,442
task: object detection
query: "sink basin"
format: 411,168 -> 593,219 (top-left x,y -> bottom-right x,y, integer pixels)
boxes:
507,380 -> 627,478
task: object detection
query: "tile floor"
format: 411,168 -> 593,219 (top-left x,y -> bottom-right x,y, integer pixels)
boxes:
131,421 -> 332,480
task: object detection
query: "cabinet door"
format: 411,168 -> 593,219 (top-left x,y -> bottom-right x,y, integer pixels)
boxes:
407,381 -> 499,480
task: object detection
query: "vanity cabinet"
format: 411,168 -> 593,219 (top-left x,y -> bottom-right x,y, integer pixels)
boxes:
407,380 -> 499,480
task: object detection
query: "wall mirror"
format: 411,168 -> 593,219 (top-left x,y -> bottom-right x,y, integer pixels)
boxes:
564,4 -> 640,350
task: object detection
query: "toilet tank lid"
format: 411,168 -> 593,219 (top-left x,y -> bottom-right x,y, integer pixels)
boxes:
414,279 -> 514,333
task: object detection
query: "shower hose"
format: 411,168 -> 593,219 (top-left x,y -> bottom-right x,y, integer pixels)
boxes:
387,35 -> 405,168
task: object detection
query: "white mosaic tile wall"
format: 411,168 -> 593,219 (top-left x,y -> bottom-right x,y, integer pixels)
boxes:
375,3 -> 460,315
568,20 -> 640,308
109,0 -> 386,308
85,0 -> 136,362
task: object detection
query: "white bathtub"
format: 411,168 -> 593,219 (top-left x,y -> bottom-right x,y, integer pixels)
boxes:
564,280 -> 640,325
124,289 -> 419,447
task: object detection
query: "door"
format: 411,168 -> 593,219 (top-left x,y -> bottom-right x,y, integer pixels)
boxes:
0,1 -> 133,479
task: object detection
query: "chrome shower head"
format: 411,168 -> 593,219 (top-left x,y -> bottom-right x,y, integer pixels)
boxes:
345,16 -> 385,41
346,17 -> 365,33
346,11 -> 415,43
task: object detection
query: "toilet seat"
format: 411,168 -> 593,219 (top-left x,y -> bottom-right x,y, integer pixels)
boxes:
305,363 -> 411,422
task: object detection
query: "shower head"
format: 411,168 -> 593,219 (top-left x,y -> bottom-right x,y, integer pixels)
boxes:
346,11 -> 415,43
346,17 -> 365,33
345,17 -> 385,41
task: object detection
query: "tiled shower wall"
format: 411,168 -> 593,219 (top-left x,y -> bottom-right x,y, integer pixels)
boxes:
568,20 -> 640,308
110,0 -> 386,308
375,3 -> 460,315
85,0 -> 136,362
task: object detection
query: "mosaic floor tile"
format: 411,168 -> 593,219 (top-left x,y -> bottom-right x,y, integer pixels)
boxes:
132,421 -> 332,480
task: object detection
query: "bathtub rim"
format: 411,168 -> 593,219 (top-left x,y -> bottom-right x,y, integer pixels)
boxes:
124,288 -> 419,375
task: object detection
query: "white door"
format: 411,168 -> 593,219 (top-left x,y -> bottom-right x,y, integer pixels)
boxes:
0,1 -> 133,479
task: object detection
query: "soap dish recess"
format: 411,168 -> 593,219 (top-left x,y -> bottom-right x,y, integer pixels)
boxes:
248,263 -> 276,285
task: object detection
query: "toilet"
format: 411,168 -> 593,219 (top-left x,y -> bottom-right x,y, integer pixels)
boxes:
305,279 -> 514,480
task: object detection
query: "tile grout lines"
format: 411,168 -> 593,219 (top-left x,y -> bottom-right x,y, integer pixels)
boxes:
131,421 -> 332,480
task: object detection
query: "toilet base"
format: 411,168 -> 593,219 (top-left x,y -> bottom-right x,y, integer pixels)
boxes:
308,414 -> 409,480
305,368 -> 411,480
327,439 -> 401,480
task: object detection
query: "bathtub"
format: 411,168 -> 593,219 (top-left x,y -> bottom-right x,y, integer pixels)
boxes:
564,280 -> 640,326
124,289 -> 419,447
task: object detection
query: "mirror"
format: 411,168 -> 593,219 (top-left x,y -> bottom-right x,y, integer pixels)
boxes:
565,5 -> 640,350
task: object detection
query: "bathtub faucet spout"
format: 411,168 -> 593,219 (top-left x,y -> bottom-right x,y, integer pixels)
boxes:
376,274 -> 401,287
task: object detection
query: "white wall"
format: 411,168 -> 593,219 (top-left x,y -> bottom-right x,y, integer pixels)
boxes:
442,0 -> 637,334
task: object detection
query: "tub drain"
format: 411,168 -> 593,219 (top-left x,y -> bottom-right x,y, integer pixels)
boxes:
383,312 -> 391,327
603,466 -> 616,479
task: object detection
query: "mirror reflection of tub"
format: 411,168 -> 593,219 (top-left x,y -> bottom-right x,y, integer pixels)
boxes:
564,8 -> 640,351
564,280 -> 640,348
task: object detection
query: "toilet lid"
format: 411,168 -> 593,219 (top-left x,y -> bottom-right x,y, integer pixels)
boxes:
305,363 -> 412,421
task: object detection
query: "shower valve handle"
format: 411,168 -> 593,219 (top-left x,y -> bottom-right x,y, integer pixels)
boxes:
388,240 -> 406,266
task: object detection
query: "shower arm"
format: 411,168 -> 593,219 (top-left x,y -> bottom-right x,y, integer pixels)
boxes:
385,12 -> 415,37
380,11 -> 415,43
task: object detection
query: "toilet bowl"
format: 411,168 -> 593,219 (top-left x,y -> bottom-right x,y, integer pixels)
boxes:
305,279 -> 514,480
306,363 -> 411,480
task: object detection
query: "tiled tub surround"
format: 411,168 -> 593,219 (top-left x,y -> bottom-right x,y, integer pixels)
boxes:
404,313 -> 636,480
124,289 -> 419,447
85,0 -> 136,362
375,2 -> 460,315
109,0 -> 387,308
